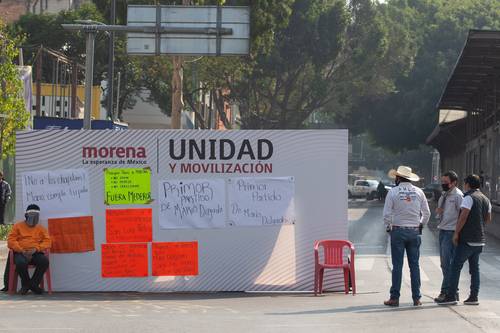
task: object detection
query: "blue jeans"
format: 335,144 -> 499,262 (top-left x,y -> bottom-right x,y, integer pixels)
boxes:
439,230 -> 456,294
448,243 -> 482,298
390,228 -> 422,300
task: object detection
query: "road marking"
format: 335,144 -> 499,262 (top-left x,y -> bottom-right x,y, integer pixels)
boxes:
348,208 -> 368,222
356,258 -> 375,271
0,329 -> 75,331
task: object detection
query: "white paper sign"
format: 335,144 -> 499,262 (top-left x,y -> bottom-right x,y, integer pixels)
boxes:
21,169 -> 91,219
228,177 -> 296,227
158,178 -> 226,229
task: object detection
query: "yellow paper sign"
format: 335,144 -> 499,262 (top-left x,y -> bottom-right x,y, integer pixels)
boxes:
104,168 -> 152,205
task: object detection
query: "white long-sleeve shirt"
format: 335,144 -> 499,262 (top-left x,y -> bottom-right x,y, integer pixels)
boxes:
383,182 -> 431,228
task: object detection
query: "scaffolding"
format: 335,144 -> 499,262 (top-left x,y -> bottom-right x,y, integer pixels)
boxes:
30,45 -> 85,118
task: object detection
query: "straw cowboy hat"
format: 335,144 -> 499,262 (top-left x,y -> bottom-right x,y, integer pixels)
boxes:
388,166 -> 420,182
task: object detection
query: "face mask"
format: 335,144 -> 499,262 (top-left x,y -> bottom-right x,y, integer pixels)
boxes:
25,212 -> 40,227
441,184 -> 450,192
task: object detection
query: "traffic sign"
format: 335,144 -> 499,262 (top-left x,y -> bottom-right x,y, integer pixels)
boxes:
127,5 -> 250,56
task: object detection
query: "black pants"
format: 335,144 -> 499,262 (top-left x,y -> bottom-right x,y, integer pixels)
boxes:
0,203 -> 5,225
14,252 -> 49,288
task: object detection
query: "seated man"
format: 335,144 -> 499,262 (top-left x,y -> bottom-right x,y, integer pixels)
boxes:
7,204 -> 51,295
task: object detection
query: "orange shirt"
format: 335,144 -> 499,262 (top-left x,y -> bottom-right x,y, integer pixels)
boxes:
7,221 -> 52,253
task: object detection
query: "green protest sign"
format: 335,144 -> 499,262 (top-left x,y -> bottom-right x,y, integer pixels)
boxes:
104,168 -> 152,205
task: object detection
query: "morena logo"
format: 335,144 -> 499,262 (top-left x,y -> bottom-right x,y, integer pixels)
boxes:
82,146 -> 146,158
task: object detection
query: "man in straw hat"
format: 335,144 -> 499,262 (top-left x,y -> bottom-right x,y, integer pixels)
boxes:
383,166 -> 430,307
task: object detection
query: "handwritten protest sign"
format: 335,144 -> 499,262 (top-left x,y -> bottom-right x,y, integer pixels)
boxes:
104,168 -> 152,205
158,179 -> 226,229
152,242 -> 198,276
228,177 -> 296,227
22,169 -> 90,219
48,216 -> 95,253
101,243 -> 149,278
106,208 -> 152,243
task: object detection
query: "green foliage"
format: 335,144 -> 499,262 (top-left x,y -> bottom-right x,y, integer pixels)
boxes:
13,4 -> 107,82
10,0 -> 499,141
0,224 -> 12,241
0,20 -> 31,159
359,0 -> 500,151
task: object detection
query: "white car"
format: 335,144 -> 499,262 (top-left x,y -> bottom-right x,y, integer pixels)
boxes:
348,179 -> 380,200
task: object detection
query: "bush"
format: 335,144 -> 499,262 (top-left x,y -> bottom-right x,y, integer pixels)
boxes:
0,224 -> 12,241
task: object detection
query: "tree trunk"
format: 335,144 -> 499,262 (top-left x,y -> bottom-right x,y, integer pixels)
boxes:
170,55 -> 183,129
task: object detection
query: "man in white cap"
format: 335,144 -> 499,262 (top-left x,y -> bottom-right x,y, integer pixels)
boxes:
383,166 -> 430,307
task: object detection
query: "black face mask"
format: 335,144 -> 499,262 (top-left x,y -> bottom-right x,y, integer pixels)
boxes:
441,184 -> 450,192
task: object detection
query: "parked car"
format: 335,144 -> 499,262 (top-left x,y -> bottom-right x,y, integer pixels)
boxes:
348,179 -> 380,200
422,183 -> 442,202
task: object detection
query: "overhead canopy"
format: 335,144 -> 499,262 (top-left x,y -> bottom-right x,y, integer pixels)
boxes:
437,30 -> 500,112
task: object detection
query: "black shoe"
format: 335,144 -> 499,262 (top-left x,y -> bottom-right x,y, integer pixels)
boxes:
463,295 -> 479,305
456,293 -> 460,302
0,286 -> 8,292
436,295 -> 457,305
434,293 -> 446,303
30,286 -> 44,295
19,286 -> 30,295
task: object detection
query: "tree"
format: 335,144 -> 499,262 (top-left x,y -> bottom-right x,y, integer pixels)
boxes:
0,20 -> 30,159
13,4 -> 108,82
196,0 -> 398,130
360,0 -> 500,151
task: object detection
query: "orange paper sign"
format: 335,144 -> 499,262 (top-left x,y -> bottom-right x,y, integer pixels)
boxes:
152,242 -> 198,276
48,216 -> 95,253
101,243 -> 148,278
106,208 -> 152,243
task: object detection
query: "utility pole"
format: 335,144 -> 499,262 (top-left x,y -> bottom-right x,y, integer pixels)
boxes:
115,71 -> 121,121
83,30 -> 96,129
107,0 -> 116,120
35,46 -> 42,117
170,0 -> 191,129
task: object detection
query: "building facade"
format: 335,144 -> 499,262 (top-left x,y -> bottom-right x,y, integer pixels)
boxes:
427,30 -> 500,237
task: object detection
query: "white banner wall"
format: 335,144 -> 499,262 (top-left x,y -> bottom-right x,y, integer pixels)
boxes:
15,129 -> 348,292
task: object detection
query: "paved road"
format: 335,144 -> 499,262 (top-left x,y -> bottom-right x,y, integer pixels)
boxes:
0,202 -> 499,332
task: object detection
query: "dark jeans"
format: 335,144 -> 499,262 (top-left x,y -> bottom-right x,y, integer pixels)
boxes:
13,252 -> 49,289
439,230 -> 456,294
0,203 -> 5,224
390,227 -> 422,300
448,243 -> 482,298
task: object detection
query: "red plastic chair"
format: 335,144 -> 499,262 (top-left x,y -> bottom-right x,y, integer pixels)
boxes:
8,249 -> 52,295
314,240 -> 356,296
